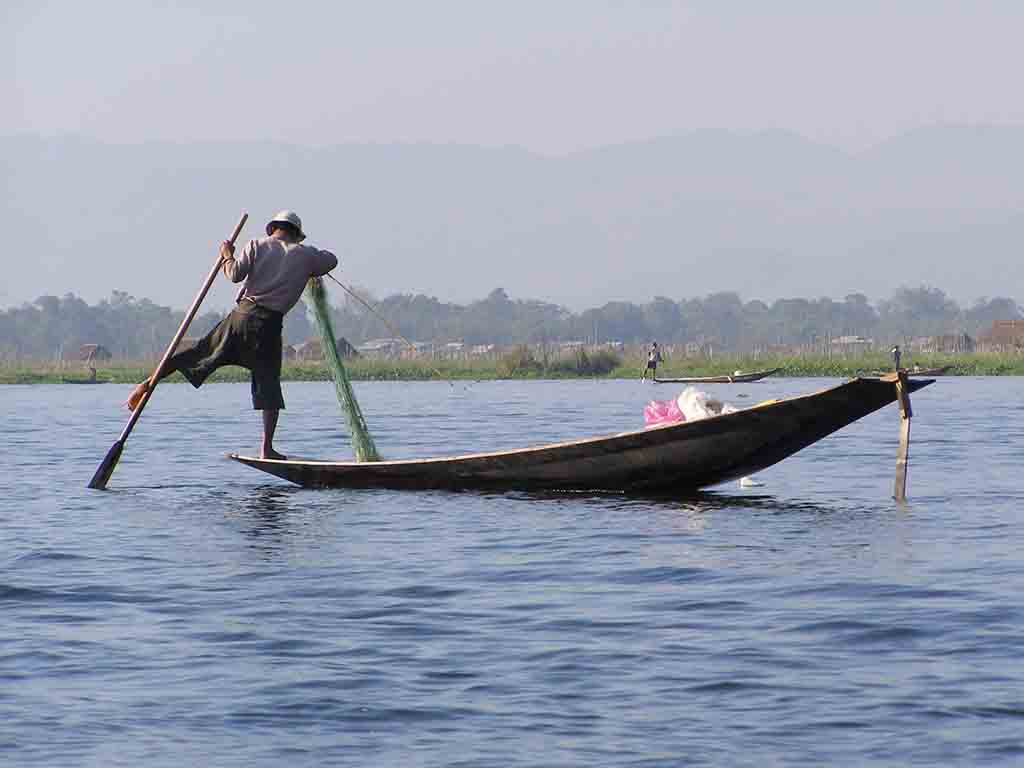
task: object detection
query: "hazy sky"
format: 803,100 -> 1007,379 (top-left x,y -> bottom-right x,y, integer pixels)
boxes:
6,1 -> 1024,312
8,0 -> 1024,155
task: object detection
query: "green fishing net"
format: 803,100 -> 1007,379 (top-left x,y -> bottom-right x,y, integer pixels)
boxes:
304,277 -> 381,462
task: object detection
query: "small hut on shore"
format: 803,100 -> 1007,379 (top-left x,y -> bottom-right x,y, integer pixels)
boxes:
294,337 -> 360,361
978,320 -> 1024,352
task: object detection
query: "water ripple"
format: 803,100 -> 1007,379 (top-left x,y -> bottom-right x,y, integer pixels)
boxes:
2,378 -> 1024,766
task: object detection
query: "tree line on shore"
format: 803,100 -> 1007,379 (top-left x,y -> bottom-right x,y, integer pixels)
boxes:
1,285 -> 1019,361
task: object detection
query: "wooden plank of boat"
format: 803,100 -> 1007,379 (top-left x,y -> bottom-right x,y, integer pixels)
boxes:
655,368 -> 781,384
229,376 -> 933,492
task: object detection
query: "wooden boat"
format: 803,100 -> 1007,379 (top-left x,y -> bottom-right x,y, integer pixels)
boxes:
655,368 -> 780,384
869,365 -> 952,378
907,365 -> 952,377
230,377 -> 932,492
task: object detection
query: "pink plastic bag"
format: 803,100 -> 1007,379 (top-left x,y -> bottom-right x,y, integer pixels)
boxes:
644,398 -> 686,426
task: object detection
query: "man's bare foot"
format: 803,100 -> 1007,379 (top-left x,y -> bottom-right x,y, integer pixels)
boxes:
124,381 -> 150,411
261,448 -> 287,460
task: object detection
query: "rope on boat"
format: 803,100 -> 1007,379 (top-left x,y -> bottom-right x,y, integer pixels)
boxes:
305,276 -> 381,462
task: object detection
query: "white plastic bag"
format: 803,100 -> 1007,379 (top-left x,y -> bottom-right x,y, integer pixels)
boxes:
675,387 -> 738,421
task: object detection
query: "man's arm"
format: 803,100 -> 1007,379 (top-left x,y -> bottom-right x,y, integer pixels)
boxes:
309,248 -> 338,277
222,239 -> 254,283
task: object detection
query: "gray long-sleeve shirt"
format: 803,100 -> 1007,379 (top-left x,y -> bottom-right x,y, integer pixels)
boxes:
225,236 -> 338,314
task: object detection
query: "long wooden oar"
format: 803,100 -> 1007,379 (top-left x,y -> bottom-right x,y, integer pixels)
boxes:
88,212 -> 248,489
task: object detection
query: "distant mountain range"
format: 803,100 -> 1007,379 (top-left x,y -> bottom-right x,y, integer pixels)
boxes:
4,125 -> 1023,311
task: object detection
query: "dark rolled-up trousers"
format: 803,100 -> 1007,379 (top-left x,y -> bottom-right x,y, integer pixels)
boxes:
162,301 -> 285,410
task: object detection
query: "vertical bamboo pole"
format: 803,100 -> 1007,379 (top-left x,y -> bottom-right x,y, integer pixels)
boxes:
893,370 -> 913,501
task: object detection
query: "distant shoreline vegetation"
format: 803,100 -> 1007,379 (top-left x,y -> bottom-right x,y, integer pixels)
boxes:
1,285 -> 1021,366
5,352 -> 1024,385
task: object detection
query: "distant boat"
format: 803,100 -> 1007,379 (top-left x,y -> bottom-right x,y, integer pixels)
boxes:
230,376 -> 931,492
869,365 -> 952,378
654,368 -> 780,384
908,365 -> 953,377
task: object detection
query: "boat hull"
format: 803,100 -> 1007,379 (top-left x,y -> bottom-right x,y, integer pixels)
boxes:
230,377 -> 932,492
655,368 -> 780,384
870,366 -> 952,378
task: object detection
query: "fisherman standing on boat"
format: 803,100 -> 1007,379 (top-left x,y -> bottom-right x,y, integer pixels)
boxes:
891,344 -> 902,371
125,211 -> 337,459
641,341 -> 663,382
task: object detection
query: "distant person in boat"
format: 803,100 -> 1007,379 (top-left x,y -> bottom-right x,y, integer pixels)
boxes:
641,341 -> 662,382
125,210 -> 337,459
891,345 -> 902,371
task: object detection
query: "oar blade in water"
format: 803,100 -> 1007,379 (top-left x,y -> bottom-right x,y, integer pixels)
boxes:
87,440 -> 124,490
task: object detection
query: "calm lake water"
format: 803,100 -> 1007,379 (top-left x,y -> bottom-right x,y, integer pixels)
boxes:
2,377 -> 1023,766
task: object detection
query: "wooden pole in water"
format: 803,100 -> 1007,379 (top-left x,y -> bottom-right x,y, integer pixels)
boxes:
87,212 -> 248,490
888,370 -> 913,501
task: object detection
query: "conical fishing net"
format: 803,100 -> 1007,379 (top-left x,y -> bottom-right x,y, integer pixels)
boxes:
304,277 -> 381,462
